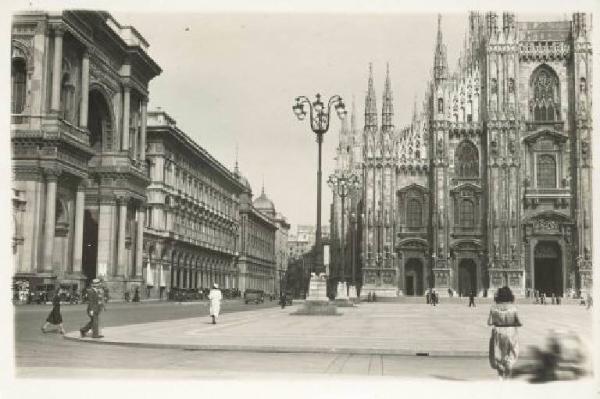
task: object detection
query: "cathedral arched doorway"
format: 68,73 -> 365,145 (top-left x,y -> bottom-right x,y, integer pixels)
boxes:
458,259 -> 477,297
404,258 -> 424,296
534,241 -> 563,296
81,210 -> 98,282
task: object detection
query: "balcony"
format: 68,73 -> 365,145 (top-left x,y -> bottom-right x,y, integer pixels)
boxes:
451,225 -> 483,238
397,225 -> 428,239
524,187 -> 571,209
525,120 -> 564,132
11,114 -> 91,149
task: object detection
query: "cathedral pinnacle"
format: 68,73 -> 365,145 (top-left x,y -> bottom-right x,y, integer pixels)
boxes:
365,63 -> 378,130
412,94 -> 418,123
434,14 -> 448,83
382,62 -> 394,130
350,95 -> 356,134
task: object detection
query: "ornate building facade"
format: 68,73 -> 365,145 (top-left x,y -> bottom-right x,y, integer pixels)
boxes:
235,175 -> 278,294
253,187 -> 290,295
143,110 -> 245,298
333,13 -> 593,297
11,11 -> 161,297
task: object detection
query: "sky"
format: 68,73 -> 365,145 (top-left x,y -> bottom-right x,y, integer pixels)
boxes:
110,12 -> 471,230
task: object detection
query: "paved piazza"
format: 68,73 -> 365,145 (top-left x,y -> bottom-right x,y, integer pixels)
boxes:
65,302 -> 593,357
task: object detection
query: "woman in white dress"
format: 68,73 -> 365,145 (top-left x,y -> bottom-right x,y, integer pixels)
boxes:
208,283 -> 222,324
488,286 -> 522,379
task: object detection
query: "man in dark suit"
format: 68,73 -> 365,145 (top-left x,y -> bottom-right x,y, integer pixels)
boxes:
80,279 -> 105,338
468,290 -> 476,307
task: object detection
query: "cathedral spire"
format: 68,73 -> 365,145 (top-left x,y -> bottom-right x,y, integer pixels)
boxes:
434,14 -> 448,83
382,62 -> 394,130
412,94 -> 418,123
364,63 -> 378,130
350,95 -> 356,134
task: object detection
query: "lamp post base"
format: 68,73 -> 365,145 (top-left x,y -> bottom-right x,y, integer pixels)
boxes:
348,285 -> 359,303
292,273 -> 339,316
334,281 -> 354,307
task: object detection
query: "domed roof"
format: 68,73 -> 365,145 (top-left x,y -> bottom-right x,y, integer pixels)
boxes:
253,187 -> 275,215
237,174 -> 252,191
233,163 -> 252,191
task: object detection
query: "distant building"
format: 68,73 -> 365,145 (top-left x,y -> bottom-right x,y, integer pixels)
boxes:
252,186 -> 290,295
144,110 -> 245,298
287,224 -> 330,261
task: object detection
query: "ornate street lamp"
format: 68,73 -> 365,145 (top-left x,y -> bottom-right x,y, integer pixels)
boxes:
327,171 -> 360,285
293,94 -> 346,275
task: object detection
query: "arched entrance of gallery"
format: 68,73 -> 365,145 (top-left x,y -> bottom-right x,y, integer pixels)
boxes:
404,258 -> 424,296
534,241 -> 563,296
81,88 -> 114,283
87,87 -> 114,153
458,259 -> 477,297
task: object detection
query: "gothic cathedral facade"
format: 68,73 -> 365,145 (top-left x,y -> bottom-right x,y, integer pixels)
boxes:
333,13 -> 593,297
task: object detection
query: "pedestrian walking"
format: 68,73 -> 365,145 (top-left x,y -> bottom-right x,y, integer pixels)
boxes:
468,290 -> 476,307
367,292 -> 372,302
551,293 -> 556,305
208,283 -> 222,324
41,289 -> 66,335
488,286 -> 522,380
279,291 -> 287,309
133,287 -> 140,302
431,289 -> 438,306
79,279 -> 105,338
586,292 -> 593,310
426,290 -> 431,304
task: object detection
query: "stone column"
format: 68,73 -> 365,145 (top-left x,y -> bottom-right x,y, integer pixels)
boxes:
79,49 -> 90,128
135,205 -> 145,278
122,86 -> 130,151
117,197 -> 128,277
71,183 -> 85,275
140,99 -> 148,161
42,171 -> 59,271
50,27 -> 64,112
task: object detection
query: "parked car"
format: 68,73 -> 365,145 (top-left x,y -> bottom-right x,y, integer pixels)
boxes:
244,289 -> 265,304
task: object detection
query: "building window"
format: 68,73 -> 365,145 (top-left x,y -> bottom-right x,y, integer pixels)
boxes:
455,140 -> 479,178
11,58 -> 26,114
459,199 -> 474,227
60,73 -> 76,123
531,67 -> 560,122
437,98 -> 444,114
537,154 -> 556,188
406,198 -> 422,228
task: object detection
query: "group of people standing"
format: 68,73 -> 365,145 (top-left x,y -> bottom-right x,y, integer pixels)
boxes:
425,289 -> 439,306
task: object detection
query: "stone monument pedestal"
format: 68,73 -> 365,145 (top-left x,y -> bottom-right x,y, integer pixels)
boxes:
334,281 -> 354,307
292,273 -> 338,316
348,285 -> 359,303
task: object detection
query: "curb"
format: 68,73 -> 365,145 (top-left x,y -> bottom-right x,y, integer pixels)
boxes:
63,333 -> 505,358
